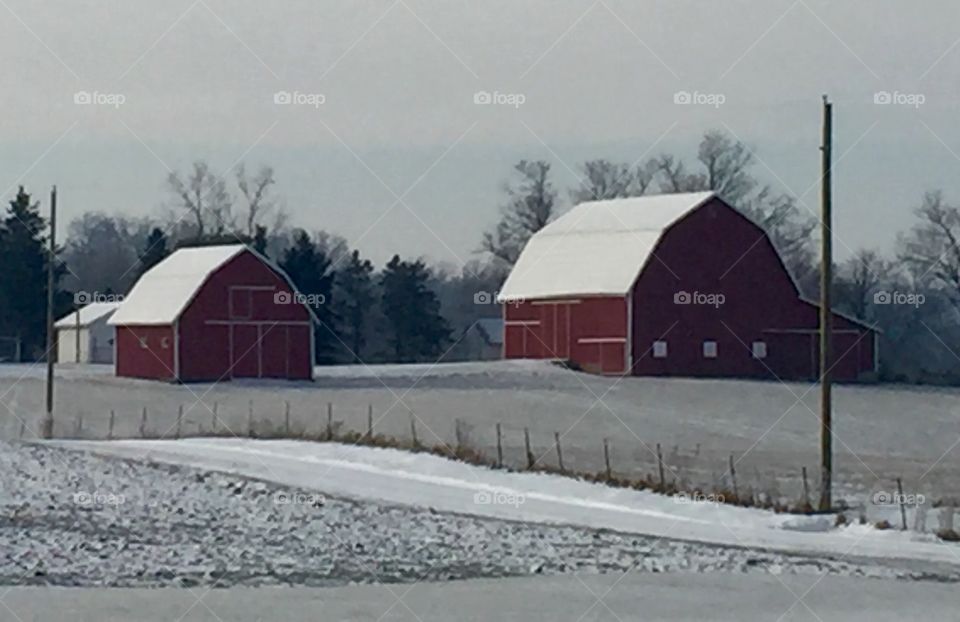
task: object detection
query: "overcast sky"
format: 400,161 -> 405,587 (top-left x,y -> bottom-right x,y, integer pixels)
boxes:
1,0 -> 958,267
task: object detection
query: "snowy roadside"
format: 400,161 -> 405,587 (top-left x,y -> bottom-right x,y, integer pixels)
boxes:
2,440 -> 956,588
54,438 -> 960,572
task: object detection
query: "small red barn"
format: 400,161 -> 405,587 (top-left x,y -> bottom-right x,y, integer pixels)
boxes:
498,192 -> 878,381
110,245 -> 315,382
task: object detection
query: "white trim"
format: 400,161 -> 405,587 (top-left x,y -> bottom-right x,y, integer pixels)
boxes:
625,294 -> 633,373
531,299 -> 582,306
578,337 -> 626,344
504,320 -> 540,327
205,320 -> 312,326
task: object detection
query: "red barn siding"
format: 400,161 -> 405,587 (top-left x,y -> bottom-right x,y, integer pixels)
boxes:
115,325 -> 176,380
177,251 -> 313,382
504,297 -> 628,374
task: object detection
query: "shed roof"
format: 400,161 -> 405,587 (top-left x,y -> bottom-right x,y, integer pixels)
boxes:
55,302 -> 121,328
498,191 -> 716,301
109,245 -> 248,326
474,317 -> 504,345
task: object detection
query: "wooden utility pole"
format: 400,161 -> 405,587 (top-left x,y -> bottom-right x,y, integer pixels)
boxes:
41,186 -> 57,439
819,96 -> 833,511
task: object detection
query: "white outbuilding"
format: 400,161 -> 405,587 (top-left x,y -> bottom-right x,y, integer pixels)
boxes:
55,302 -> 121,364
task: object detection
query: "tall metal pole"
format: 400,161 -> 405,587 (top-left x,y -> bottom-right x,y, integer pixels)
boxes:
42,186 -> 57,439
818,96 -> 833,511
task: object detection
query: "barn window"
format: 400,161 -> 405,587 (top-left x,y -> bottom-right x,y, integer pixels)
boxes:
752,341 -> 767,359
138,337 -> 148,349
703,341 -> 718,358
652,341 -> 668,358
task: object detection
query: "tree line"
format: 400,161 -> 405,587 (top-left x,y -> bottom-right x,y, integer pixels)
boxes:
1,129 -> 959,382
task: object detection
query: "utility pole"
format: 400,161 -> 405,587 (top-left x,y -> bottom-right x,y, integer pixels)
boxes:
42,186 -> 57,439
819,96 -> 833,511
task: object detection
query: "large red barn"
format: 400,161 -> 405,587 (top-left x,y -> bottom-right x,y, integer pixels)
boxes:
110,245 -> 316,382
498,192 -> 878,381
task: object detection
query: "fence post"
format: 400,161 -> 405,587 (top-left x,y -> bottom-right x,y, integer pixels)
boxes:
896,478 -> 908,531
802,466 -> 811,507
603,438 -> 612,480
284,401 -> 291,436
139,407 -> 148,438
524,427 -> 534,469
554,432 -> 565,473
495,423 -> 503,468
367,404 -> 374,441
247,400 -> 254,438
455,419 -> 463,451
108,410 -> 116,441
18,419 -> 25,440
729,454 -> 738,500
326,403 -> 333,440
211,401 -> 218,434
656,443 -> 665,490
410,413 -> 419,448
76,413 -> 83,438
175,405 -> 183,439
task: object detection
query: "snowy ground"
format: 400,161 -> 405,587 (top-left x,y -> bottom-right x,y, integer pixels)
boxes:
5,573 -> 960,622
2,360 -> 959,512
51,439 -> 960,573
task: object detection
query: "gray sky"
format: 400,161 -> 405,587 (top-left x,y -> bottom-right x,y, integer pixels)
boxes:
1,0 -> 958,266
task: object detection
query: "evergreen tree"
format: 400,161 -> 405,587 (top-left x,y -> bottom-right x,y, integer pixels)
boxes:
0,187 -> 65,359
334,249 -> 375,361
136,227 -> 169,279
380,255 -> 450,362
279,229 -> 337,363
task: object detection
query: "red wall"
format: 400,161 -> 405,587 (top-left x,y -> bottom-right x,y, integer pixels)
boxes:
629,197 -> 875,381
504,297 -> 628,374
115,325 -> 176,380
178,251 -> 313,382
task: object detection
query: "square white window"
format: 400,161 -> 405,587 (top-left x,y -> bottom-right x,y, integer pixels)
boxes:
652,341 -> 668,358
703,341 -> 718,358
752,341 -> 767,359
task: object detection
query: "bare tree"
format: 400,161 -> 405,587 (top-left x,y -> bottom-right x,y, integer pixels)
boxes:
166,161 -> 233,238
836,249 -> 889,320
899,190 -> 960,309
236,163 -> 277,237
481,160 -> 557,265
570,159 -> 656,204
698,130 -> 756,203
653,154 -> 708,193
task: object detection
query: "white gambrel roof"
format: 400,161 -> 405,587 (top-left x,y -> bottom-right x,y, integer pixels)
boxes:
498,191 -> 716,301
55,302 -> 121,328
109,245 -> 247,326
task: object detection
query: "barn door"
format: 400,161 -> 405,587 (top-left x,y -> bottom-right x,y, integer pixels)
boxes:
231,324 -> 260,378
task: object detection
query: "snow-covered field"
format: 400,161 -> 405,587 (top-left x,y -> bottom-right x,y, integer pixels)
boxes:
2,360 -> 959,509
54,438 -> 960,571
6,439 -> 950,590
